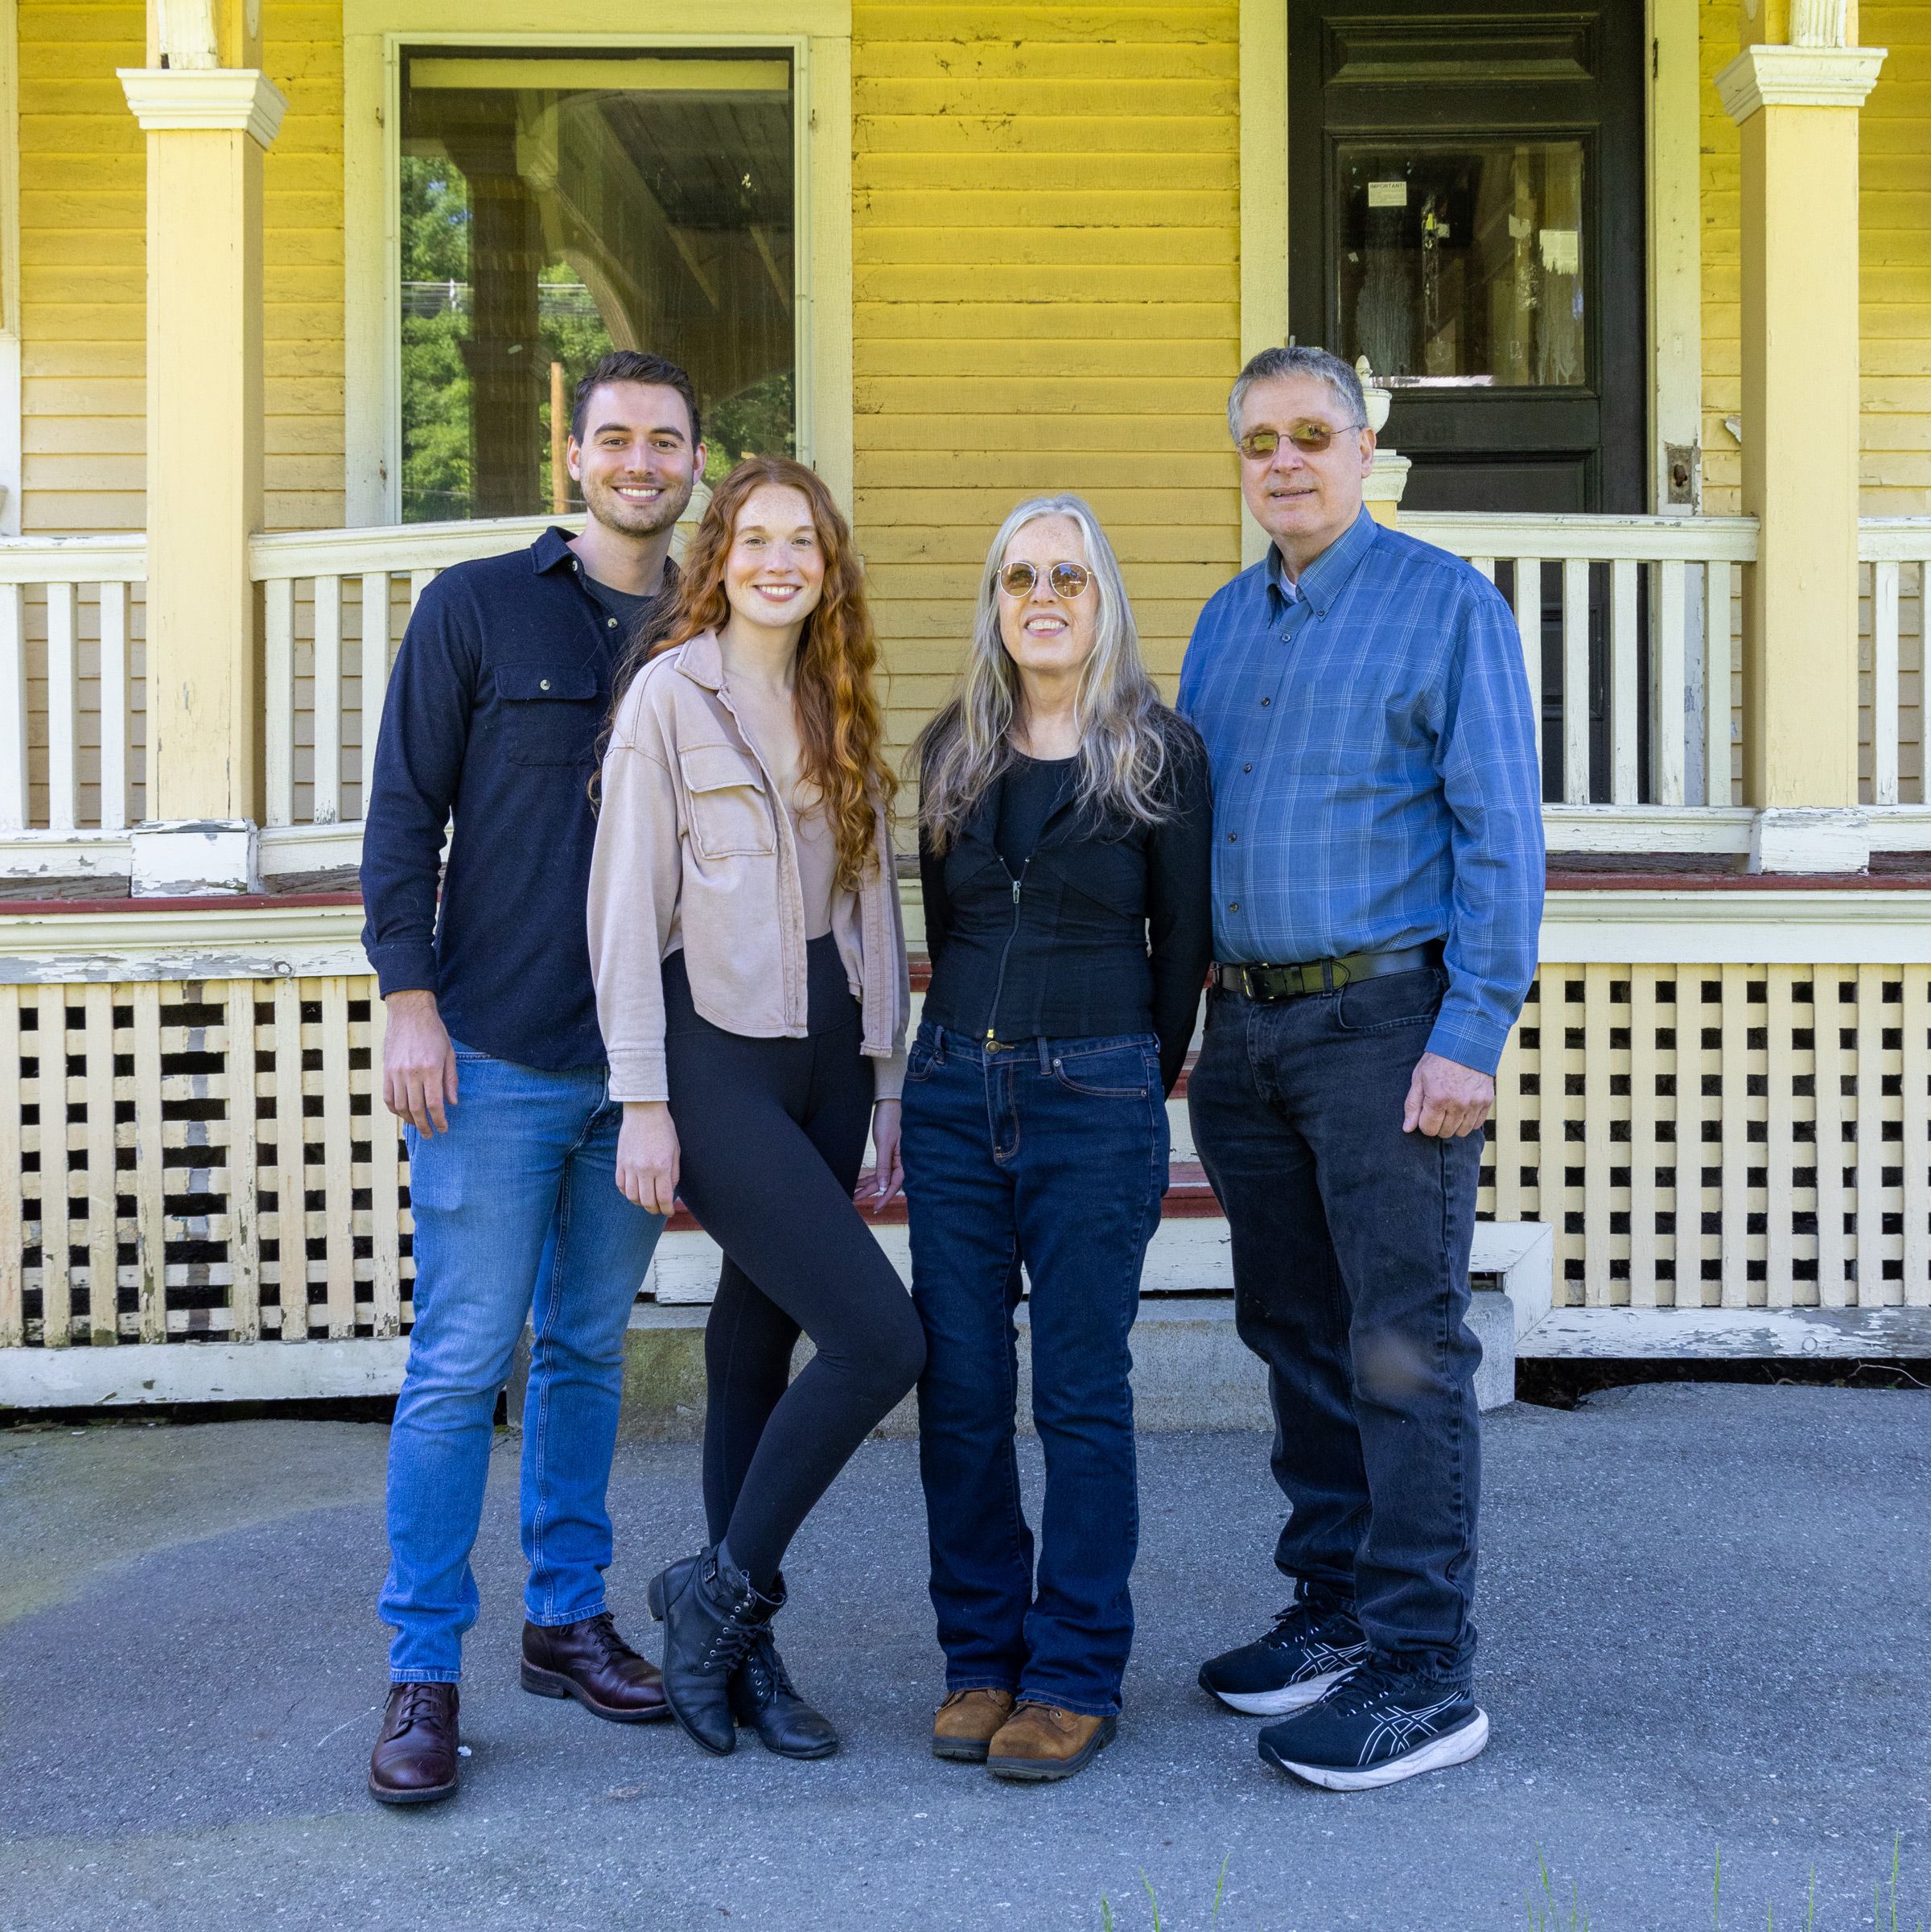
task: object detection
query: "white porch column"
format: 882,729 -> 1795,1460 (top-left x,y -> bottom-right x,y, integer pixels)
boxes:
119,7 -> 286,893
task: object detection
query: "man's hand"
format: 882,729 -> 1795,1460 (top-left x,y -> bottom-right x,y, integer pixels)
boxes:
1402,1051 -> 1494,1139
862,1099 -> 904,1214
383,990 -> 458,1135
616,1102 -> 681,1217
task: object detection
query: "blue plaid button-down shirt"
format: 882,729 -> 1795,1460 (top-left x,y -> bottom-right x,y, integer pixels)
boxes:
1177,509 -> 1544,1075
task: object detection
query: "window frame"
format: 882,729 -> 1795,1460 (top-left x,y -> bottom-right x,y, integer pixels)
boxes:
344,2 -> 854,526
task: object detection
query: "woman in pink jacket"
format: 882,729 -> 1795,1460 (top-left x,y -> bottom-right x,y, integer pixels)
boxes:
590,457 -> 922,1763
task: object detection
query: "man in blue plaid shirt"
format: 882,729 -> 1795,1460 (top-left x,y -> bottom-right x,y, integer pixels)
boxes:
1180,345 -> 1544,1792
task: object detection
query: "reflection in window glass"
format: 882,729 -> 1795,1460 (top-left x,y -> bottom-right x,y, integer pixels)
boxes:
1336,142 -> 1585,389
398,51 -> 796,522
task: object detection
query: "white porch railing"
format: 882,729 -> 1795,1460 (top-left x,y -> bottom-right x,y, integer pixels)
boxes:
5,511 -> 1930,871
0,537 -> 147,839
250,514 -> 569,831
1403,512 -> 1759,811
1861,518 -> 1931,809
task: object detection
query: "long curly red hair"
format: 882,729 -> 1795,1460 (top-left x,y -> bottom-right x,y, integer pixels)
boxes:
647,456 -> 894,890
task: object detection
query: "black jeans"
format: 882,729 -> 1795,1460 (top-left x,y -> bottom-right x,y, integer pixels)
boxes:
664,936 -> 925,1590
1186,966 -> 1483,1684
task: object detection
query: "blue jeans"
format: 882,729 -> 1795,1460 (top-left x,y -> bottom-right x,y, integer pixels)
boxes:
900,1022 -> 1167,1717
1186,967 -> 1483,1685
380,1044 -> 665,1683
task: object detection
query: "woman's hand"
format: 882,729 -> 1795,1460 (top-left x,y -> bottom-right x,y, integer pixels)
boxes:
863,1099 -> 904,1214
617,1102 -> 681,1216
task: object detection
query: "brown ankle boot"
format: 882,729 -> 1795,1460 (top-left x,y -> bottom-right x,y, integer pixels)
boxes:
985,1702 -> 1118,1782
932,1687 -> 1015,1762
368,1683 -> 460,1806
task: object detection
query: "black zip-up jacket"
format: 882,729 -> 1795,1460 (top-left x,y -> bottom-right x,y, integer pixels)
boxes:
917,715 -> 1214,1094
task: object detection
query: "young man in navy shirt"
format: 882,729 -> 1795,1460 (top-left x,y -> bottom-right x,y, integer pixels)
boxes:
360,350 -> 705,1805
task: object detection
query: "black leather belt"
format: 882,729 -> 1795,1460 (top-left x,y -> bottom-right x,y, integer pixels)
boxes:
1212,943 -> 1440,1003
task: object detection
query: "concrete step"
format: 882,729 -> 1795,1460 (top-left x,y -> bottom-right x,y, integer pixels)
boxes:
596,1288 -> 1522,1446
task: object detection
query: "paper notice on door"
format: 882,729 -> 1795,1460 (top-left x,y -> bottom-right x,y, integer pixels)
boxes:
1367,180 -> 1407,208
1540,228 -> 1579,275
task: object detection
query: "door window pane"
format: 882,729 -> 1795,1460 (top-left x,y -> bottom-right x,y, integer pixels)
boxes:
1335,142 -> 1585,389
398,51 -> 797,522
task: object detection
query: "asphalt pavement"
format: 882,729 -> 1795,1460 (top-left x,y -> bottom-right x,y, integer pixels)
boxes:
2,1384 -> 1927,1931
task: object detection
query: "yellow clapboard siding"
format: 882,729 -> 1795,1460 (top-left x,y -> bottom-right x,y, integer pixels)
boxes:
858,265 -> 1239,303
857,189 -> 1235,227
857,226 -> 1241,268
857,154 -> 1238,192
1702,0 -> 1931,517
856,300 -> 1237,339
861,451 -> 1237,490
858,336 -> 1237,378
16,0 -> 344,533
854,113 -> 1233,155
853,77 -> 1233,115
858,376 -> 1232,414
856,40 -> 1237,82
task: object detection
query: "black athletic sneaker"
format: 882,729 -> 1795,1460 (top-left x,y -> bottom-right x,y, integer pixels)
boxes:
1196,1588 -> 1370,1716
1256,1662 -> 1488,1791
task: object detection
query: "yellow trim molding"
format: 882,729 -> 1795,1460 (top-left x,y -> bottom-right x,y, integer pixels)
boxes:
1715,43 -> 1886,117
115,68 -> 289,148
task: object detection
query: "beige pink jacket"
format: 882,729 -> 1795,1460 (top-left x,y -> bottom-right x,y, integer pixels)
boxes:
588,629 -> 909,1105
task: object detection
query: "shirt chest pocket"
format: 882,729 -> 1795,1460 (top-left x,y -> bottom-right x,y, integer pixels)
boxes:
496,662 -> 602,768
679,743 -> 776,860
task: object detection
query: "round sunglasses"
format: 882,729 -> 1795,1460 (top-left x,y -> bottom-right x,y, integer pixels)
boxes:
1237,420 -> 1365,460
998,559 -> 1092,599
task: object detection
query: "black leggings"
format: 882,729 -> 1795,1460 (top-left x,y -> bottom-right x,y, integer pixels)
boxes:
664,935 -> 925,1590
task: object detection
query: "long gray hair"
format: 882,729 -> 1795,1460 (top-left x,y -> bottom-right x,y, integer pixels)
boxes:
914,494 -> 1177,852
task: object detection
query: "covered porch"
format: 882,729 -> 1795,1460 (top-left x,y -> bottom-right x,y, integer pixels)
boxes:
1,0 -> 1928,1399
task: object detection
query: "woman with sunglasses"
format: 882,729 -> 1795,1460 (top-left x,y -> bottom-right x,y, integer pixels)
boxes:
902,494 -> 1213,1782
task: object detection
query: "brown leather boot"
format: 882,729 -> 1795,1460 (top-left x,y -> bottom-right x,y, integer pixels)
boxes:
368,1683 -> 460,1806
932,1687 -> 1015,1763
521,1613 -> 669,1723
985,1702 -> 1118,1782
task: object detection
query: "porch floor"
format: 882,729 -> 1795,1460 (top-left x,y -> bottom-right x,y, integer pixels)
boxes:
2,1387 -> 1927,1930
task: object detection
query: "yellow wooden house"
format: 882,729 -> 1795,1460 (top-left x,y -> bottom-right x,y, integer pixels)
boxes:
0,0 -> 1926,1406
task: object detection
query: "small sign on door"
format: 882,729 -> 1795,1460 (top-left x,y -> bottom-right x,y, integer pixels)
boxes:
1367,180 -> 1408,208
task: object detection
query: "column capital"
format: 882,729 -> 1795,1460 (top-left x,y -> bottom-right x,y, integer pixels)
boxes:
117,67 -> 287,148
1715,43 -> 1885,123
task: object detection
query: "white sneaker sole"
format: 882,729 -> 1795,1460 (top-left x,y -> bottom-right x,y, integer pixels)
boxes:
1266,1707 -> 1489,1791
1209,1669 -> 1353,1717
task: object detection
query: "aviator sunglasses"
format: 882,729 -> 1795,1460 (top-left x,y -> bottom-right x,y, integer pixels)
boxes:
998,559 -> 1092,599
1237,420 -> 1365,460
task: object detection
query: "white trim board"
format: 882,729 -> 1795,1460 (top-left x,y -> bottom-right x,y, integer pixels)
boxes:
342,6 -> 854,525
0,1338 -> 411,1408
1520,1306 -> 1931,1359
0,900 -> 371,983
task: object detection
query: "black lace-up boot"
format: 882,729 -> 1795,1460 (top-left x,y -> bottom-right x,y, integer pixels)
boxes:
647,1543 -> 780,1755
729,1594 -> 840,1761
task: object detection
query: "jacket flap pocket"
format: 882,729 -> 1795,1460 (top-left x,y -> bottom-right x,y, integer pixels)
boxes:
496,662 -> 599,702
679,743 -> 764,793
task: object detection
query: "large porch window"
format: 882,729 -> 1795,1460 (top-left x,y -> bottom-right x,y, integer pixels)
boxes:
396,49 -> 798,522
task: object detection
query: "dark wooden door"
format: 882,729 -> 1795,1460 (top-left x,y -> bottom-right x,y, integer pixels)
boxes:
1287,0 -> 1647,516
1288,0 -> 1649,798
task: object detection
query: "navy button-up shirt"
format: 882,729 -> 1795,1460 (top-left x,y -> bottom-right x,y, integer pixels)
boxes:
360,527 -> 677,1070
1177,509 -> 1544,1075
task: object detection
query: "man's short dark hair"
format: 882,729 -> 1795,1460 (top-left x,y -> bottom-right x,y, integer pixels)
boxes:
570,350 -> 702,449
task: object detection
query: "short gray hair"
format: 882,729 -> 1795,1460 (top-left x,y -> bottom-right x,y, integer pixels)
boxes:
1226,345 -> 1367,442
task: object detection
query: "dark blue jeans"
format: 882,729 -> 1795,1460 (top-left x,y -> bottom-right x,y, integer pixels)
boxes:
1187,967 -> 1483,1686
900,1022 -> 1168,1717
